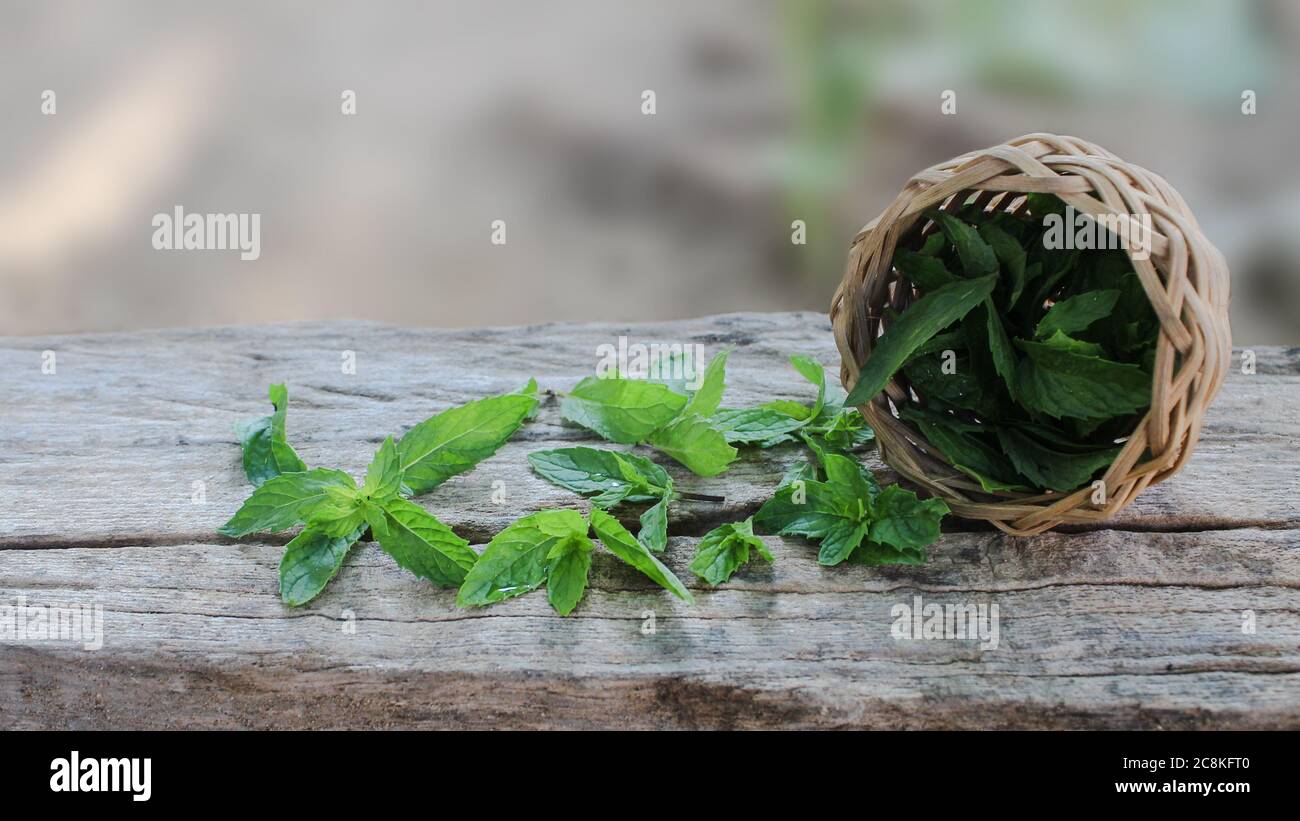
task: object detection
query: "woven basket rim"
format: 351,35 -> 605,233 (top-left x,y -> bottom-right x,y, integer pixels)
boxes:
829,133 -> 1231,536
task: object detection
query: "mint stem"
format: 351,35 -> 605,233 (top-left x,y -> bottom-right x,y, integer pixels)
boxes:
677,491 -> 725,503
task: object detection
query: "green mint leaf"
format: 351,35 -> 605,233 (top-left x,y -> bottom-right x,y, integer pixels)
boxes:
995,427 -> 1119,492
637,491 -> 671,553
646,413 -> 737,476
977,221 -> 1027,308
895,250 -> 958,291
527,447 -> 669,505
1015,339 -> 1151,420
376,497 -> 476,586
1040,329 -> 1107,357
816,519 -> 869,565
362,500 -> 390,541
844,274 -> 997,407
219,468 -> 355,537
545,535 -> 594,616
753,479 -> 857,542
980,298 -> 1020,400
812,408 -> 876,451
788,354 -> 827,422
561,375 -> 687,444
680,349 -> 729,418
917,231 -> 947,256
278,523 -> 367,606
457,510 -> 588,607
901,351 -> 1002,420
927,211 -> 998,277
760,399 -> 813,420
362,436 -> 403,499
867,485 -> 948,555
1035,289 -> 1121,339
711,407 -> 806,445
397,389 -> 538,495
815,448 -> 880,502
778,459 -> 820,489
517,378 -> 541,420
588,508 -> 694,603
235,383 -> 307,487
689,517 -> 771,585
900,407 -> 1028,493
304,484 -> 368,537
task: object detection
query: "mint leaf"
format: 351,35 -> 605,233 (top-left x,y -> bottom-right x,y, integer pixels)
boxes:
561,376 -> 687,444
278,523 -> 367,606
810,407 -> 875,451
219,468 -> 355,537
637,491 -> 671,553
397,389 -> 538,496
646,414 -> 737,476
527,447 -> 669,506
304,484 -> 368,537
995,426 -> 1119,492
900,406 -> 1027,493
546,535 -> 594,616
1035,289 -> 1121,339
753,480 -> 857,542
1015,339 -> 1151,420
376,497 -> 477,586
689,517 -> 772,585
588,508 -> 694,603
895,250 -> 958,291
457,509 -> 588,607
680,349 -> 729,417
844,274 -> 997,407
362,436 -> 403,499
711,407 -> 806,445
978,221 -> 1027,308
928,210 -> 998,277
788,354 -> 827,422
867,485 -> 948,556
235,383 -> 307,487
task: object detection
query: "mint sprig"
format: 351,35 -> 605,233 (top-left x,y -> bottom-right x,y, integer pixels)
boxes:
222,383 -> 538,606
559,350 -> 738,476
456,507 -> 694,616
754,440 -> 948,566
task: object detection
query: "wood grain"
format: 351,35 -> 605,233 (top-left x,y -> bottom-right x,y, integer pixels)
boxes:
1,314 -> 1297,728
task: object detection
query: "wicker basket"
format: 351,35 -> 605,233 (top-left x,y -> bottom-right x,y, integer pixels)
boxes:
830,133 -> 1231,536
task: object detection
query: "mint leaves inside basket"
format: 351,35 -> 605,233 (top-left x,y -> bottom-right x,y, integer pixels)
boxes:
843,194 -> 1160,495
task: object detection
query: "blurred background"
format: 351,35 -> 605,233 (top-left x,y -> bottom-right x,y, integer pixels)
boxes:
1,0 -> 1296,341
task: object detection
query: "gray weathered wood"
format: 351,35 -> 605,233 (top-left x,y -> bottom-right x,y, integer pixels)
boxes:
2,314 -> 1298,728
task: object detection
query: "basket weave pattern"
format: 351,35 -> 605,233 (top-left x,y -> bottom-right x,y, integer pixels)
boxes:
830,133 -> 1231,536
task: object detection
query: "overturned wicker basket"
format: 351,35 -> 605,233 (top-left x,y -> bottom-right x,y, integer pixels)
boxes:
830,133 -> 1231,536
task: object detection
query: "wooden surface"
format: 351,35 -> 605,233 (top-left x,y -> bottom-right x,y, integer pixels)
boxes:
2,313 -> 1298,729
